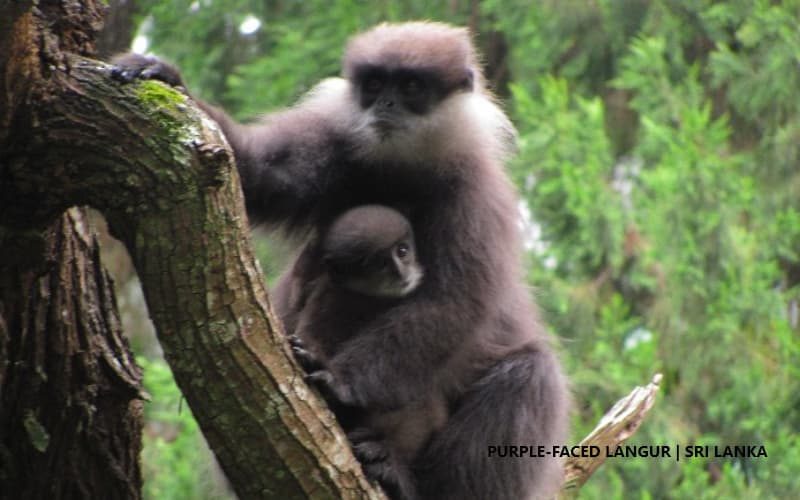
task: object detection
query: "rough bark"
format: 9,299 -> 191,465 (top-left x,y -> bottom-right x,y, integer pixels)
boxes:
1,1 -> 382,499
0,209 -> 145,500
96,0 -> 139,59
0,1 -> 144,498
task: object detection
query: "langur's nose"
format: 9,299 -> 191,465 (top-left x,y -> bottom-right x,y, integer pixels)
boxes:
379,98 -> 395,108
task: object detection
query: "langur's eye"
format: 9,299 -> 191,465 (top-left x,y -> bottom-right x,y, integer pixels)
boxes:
395,242 -> 410,259
363,77 -> 383,94
401,77 -> 424,96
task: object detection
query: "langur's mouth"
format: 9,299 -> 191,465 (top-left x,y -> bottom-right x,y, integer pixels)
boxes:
371,115 -> 405,138
373,119 -> 397,137
401,270 -> 423,295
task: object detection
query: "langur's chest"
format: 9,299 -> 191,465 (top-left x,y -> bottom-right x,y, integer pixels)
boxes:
340,163 -> 456,212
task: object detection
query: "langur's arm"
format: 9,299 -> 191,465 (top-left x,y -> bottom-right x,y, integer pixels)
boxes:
230,109 -> 344,226
321,296 -> 481,410
111,53 -> 343,227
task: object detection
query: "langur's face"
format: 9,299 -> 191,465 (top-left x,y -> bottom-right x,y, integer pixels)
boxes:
328,237 -> 424,298
352,65 -> 450,137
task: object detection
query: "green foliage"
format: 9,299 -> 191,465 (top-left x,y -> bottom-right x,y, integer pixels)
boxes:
128,0 -> 800,497
501,0 -> 800,497
135,0 -> 472,117
139,357 -> 233,500
512,76 -> 623,280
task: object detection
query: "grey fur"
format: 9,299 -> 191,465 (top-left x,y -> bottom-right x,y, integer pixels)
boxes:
112,21 -> 570,500
322,205 -> 423,298
277,205 -> 437,500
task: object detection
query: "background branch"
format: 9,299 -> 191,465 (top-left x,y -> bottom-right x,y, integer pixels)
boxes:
561,373 -> 662,498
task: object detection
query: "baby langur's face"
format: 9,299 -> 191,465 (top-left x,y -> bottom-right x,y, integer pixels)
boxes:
323,205 -> 424,298
329,238 -> 424,299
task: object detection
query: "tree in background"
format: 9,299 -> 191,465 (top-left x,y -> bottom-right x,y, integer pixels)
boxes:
497,1 -> 800,497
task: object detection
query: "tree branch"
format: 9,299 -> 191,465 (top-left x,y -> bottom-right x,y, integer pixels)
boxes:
560,373 -> 662,498
1,1 -> 383,498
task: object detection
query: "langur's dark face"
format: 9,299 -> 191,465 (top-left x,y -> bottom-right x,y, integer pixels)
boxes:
352,65 -> 450,135
327,237 -> 424,298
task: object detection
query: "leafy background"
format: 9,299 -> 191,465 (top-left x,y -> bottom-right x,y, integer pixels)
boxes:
112,1 -> 800,498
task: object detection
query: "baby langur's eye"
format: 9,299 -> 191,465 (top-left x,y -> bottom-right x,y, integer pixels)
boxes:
395,242 -> 410,259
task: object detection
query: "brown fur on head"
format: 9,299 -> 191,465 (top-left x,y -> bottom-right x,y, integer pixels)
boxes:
323,205 -> 423,298
324,205 -> 411,256
343,21 -> 483,91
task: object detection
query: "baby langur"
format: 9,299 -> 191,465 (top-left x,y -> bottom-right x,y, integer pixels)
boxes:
323,205 -> 423,298
286,204 -> 424,376
286,206 -> 442,500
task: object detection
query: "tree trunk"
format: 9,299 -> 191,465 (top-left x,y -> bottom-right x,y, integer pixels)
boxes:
96,0 -> 139,59
0,1 -> 382,498
0,209 -> 144,499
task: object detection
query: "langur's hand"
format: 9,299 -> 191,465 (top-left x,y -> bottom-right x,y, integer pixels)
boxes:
305,369 -> 358,407
348,427 -> 414,500
288,334 -> 324,373
111,53 -> 184,88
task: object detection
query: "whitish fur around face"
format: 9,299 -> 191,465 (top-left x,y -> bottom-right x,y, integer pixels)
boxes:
298,77 -> 517,168
340,262 -> 424,298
